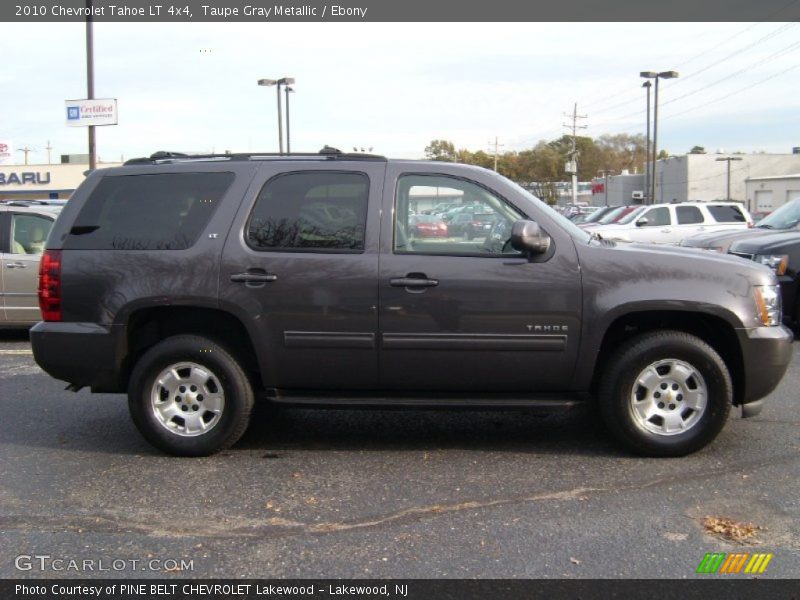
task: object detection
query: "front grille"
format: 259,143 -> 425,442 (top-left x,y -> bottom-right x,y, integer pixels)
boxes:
729,251 -> 754,261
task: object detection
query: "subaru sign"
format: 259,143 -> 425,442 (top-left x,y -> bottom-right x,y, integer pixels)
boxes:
64,99 -> 118,127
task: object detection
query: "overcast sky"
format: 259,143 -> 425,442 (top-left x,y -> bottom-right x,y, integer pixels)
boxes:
1,21 -> 799,164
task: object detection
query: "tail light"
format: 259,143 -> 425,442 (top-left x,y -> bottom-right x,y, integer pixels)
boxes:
38,250 -> 62,322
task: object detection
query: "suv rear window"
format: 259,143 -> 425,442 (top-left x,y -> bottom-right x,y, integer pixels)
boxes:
707,204 -> 746,223
246,171 -> 369,252
65,172 -> 233,250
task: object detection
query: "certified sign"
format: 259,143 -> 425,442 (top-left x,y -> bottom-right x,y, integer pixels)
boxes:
65,99 -> 118,127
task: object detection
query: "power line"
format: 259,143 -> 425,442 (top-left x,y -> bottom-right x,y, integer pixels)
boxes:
585,22 -> 799,118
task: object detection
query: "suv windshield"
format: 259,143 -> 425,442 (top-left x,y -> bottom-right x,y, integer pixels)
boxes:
616,205 -> 648,225
500,178 -> 591,243
758,198 -> 800,230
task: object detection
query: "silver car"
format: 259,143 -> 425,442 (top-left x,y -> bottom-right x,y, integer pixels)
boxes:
1,201 -> 64,326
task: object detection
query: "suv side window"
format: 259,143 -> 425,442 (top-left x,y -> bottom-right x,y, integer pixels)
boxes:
10,213 -> 53,255
394,174 -> 524,256
247,171 -> 368,252
65,172 -> 233,250
640,207 -> 670,227
676,205 -> 704,225
707,205 -> 746,223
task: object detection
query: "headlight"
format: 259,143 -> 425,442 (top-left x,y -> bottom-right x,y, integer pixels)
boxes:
754,254 -> 789,275
754,285 -> 782,327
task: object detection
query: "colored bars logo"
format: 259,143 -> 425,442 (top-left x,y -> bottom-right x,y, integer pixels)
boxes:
696,552 -> 773,574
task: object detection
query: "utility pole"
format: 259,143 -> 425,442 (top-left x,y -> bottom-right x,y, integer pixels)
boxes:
715,156 -> 743,201
17,147 -> 34,165
563,103 -> 587,205
45,140 -> 53,164
488,136 -> 504,172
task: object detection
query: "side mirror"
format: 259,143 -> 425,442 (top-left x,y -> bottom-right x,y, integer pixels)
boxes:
635,217 -> 649,227
510,220 -> 551,254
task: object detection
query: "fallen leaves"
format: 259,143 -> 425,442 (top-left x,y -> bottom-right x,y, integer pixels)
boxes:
702,516 -> 762,543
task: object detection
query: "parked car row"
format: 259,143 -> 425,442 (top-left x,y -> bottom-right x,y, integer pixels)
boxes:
681,198 -> 800,326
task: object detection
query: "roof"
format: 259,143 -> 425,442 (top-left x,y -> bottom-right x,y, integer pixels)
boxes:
123,147 -> 388,166
746,173 -> 800,182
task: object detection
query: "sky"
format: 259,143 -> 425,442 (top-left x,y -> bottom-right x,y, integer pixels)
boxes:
1,21 -> 799,165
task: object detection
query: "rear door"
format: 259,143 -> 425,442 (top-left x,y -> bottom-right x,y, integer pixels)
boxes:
219,163 -> 385,390
674,204 -> 707,243
377,165 -> 582,392
1,210 -> 56,323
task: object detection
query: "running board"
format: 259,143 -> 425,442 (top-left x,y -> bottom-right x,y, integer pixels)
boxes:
264,391 -> 588,411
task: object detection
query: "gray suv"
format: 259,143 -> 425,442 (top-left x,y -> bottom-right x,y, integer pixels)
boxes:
30,151 -> 793,457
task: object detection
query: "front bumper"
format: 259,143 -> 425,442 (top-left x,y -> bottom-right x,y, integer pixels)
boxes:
736,324 -> 794,415
30,322 -> 128,392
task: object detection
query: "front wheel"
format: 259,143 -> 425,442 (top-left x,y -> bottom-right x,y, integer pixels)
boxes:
598,331 -> 732,456
128,335 -> 254,456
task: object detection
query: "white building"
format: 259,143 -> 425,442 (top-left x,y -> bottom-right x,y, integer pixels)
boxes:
745,174 -> 800,213
654,153 -> 800,205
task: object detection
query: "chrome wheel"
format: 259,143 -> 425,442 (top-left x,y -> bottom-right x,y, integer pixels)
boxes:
629,359 -> 707,436
150,362 -> 225,437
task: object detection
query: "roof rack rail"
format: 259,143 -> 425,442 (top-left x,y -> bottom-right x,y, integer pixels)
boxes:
123,146 -> 387,166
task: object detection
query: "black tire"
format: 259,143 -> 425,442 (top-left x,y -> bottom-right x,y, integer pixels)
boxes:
128,335 -> 254,456
598,331 -> 732,457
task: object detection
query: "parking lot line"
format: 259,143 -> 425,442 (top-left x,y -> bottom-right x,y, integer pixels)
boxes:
0,349 -> 33,355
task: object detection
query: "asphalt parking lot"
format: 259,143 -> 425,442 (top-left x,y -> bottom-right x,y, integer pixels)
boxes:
0,330 -> 798,579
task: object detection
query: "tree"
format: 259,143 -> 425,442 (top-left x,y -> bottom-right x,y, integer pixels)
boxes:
689,146 -> 706,154
424,139 -> 456,162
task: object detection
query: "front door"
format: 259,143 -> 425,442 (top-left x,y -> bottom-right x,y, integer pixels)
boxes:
378,168 -> 582,392
220,164 -> 384,390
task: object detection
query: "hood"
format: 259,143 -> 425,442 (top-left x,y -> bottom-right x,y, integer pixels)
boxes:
681,227 -> 771,250
730,230 -> 800,254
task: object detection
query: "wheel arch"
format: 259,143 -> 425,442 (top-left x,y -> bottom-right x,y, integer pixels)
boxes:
121,305 -> 262,393
588,310 -> 745,407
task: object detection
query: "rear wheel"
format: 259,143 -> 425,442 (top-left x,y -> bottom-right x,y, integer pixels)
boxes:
128,335 -> 254,456
598,331 -> 732,456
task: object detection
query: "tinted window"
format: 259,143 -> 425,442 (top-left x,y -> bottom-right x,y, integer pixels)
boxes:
247,171 -> 368,252
66,172 -> 232,250
676,206 -> 703,224
641,207 -> 670,227
707,204 -> 746,223
10,213 -> 53,255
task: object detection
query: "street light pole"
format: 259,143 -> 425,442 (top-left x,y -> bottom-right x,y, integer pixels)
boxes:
285,86 -> 294,153
640,70 -> 678,205
257,77 -> 295,154
716,156 -> 743,201
86,0 -> 96,170
642,81 -> 651,204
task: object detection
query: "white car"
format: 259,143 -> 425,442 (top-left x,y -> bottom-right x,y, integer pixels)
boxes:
595,201 -> 752,245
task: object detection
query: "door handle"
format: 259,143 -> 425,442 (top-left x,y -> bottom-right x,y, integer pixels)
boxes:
230,272 -> 278,283
5,262 -> 26,269
389,276 -> 439,288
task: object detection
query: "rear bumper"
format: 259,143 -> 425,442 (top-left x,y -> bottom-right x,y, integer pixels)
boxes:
30,322 -> 127,392
737,325 -> 794,412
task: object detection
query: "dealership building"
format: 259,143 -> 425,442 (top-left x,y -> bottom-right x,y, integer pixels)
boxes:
0,158 -> 121,201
